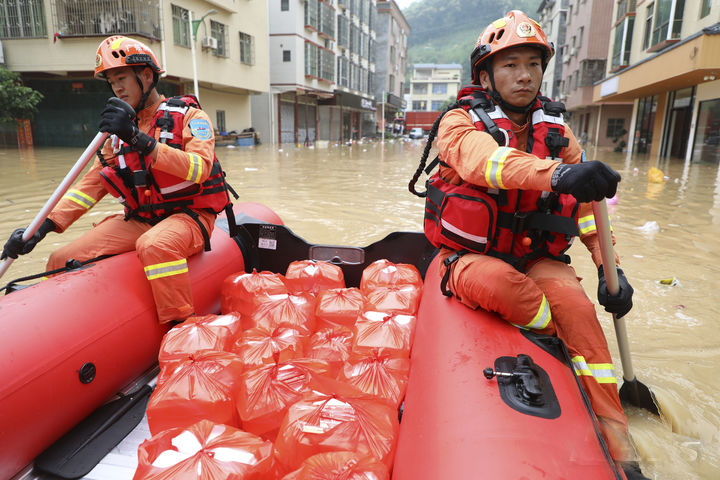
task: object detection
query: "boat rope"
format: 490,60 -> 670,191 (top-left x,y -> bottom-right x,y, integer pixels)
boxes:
0,254 -> 116,294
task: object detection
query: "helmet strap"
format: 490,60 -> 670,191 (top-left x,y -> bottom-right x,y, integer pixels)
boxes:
134,70 -> 159,113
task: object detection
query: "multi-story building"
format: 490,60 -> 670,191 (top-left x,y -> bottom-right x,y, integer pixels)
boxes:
252,0 -> 377,145
595,0 -> 719,164
560,0 -> 632,149
0,0 -> 268,147
408,63 -> 462,112
374,0 -> 409,135
537,0 -> 568,100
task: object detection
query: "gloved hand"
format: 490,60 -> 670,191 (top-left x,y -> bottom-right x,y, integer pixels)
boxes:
551,161 -> 621,203
597,264 -> 634,319
99,97 -> 156,156
1,218 -> 56,260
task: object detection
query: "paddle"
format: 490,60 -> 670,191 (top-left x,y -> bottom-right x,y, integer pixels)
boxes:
592,199 -> 660,415
0,98 -> 136,281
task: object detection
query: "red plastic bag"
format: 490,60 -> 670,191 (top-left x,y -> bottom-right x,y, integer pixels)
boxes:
339,349 -> 410,408
273,377 -> 399,474
280,451 -> 389,480
353,311 -> 416,356
221,269 -> 287,317
250,293 -> 316,335
231,325 -> 306,371
158,350 -> 245,392
236,359 -> 330,440
307,327 -> 354,377
363,284 -> 422,315
147,357 -> 239,436
134,419 -> 274,480
359,260 -> 422,293
158,314 -> 241,373
285,260 -> 345,295
314,288 -> 364,330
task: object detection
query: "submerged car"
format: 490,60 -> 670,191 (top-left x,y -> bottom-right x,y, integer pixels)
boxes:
408,128 -> 424,139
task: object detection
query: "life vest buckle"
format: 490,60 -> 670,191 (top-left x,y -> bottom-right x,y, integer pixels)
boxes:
511,211 -> 529,233
133,169 -> 150,188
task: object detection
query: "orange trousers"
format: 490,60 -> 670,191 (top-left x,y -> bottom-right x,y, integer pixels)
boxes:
47,211 -> 215,324
442,251 -> 636,462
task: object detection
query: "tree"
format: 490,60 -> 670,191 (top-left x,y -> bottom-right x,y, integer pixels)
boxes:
438,96 -> 457,112
0,67 -> 44,123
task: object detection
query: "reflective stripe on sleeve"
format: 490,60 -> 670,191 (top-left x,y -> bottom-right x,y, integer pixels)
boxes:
578,214 -> 597,235
485,147 -> 510,189
144,259 -> 188,280
186,153 -> 203,183
572,356 -> 617,384
63,189 -> 97,210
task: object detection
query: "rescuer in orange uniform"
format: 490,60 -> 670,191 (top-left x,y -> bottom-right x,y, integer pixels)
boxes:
1,36 -> 229,324
414,11 -> 646,480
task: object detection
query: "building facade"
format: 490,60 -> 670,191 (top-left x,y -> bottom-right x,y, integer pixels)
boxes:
537,0 -> 568,101
595,0 -> 719,165
374,0 -> 409,135
0,0 -> 268,147
408,63 -> 462,112
252,0 -> 377,145
559,0 -> 633,149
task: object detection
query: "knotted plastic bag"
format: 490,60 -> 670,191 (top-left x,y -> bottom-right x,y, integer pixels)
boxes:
221,269 -> 288,318
250,292 -> 316,335
236,359 -> 330,440
133,419 -> 274,480
285,260 -> 345,295
280,451 -> 389,480
158,314 -> 241,376
231,325 -> 307,371
147,357 -> 239,436
353,311 -> 416,356
314,288 -> 365,330
307,327 -> 354,378
273,377 -> 399,474
359,260 -> 422,294
158,350 -> 245,392
339,349 -> 410,408
363,284 -> 422,316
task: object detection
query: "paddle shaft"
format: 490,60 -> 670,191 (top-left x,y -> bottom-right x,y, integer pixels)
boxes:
0,131 -> 109,280
592,199 -> 636,382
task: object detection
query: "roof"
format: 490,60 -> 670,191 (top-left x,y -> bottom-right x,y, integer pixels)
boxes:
413,63 -> 463,69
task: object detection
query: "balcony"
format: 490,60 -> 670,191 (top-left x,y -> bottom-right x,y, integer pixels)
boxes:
52,0 -> 161,40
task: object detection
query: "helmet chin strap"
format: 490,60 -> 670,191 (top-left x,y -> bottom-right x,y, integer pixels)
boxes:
133,70 -> 159,113
487,68 -> 537,115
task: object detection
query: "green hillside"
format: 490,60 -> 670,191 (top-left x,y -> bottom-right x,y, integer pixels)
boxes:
404,0 -> 541,85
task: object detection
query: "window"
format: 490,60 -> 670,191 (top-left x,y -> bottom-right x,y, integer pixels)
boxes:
337,56 -> 349,87
281,0 -> 289,11
239,32 -> 254,65
51,0 -> 159,38
305,42 -> 318,77
700,0 -> 711,18
692,98 -> 720,163
216,110 -> 226,133
412,100 -> 427,111
633,95 -> 658,155
643,3 -> 654,50
304,0 -> 319,29
0,0 -> 46,38
606,118 -> 625,138
413,83 -> 428,94
389,74 -> 395,93
283,50 -> 291,62
210,20 -> 229,57
611,17 -> 634,69
171,5 -> 190,47
319,47 -> 335,82
651,0 -> 685,47
432,83 -> 447,95
578,26 -> 584,47
431,100 -> 444,111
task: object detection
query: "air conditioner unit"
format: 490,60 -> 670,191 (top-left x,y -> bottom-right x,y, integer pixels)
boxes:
570,47 -> 576,56
201,37 -> 218,49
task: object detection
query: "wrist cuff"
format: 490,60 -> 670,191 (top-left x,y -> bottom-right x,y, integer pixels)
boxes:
130,131 -> 157,156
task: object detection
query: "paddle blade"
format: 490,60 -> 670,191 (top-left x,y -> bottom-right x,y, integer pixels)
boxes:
619,376 -> 660,416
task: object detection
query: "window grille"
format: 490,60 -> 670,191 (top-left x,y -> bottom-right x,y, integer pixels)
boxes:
0,0 -> 46,38
51,0 -> 160,40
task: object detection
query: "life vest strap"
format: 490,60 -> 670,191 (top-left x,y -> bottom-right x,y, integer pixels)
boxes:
497,210 -> 579,236
441,249 -> 468,297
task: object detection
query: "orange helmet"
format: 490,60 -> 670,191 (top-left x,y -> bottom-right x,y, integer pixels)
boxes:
94,35 -> 164,78
470,10 -> 554,84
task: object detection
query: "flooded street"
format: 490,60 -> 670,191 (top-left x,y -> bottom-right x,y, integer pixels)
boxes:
1,140 -> 719,479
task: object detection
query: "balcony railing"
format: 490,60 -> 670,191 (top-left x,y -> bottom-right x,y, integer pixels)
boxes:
52,0 -> 161,40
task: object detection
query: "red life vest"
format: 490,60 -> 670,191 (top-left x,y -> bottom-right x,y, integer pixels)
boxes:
98,95 -> 231,227
424,86 -> 580,272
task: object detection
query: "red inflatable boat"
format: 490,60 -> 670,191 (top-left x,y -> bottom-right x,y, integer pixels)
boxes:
0,202 -> 282,480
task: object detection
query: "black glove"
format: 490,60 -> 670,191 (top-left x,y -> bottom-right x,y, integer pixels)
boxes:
551,161 -> 621,203
99,97 -> 156,156
1,218 -> 56,260
597,264 -> 634,319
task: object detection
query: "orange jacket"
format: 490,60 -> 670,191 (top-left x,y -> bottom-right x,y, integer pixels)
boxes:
436,108 -> 617,268
49,96 -> 216,233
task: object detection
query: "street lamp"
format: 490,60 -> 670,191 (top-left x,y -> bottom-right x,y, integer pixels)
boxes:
188,9 -> 218,100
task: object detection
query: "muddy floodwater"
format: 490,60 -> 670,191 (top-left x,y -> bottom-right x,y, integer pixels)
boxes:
1,140 -> 719,479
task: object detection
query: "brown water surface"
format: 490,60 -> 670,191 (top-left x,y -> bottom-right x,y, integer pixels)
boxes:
0,141 -> 718,479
